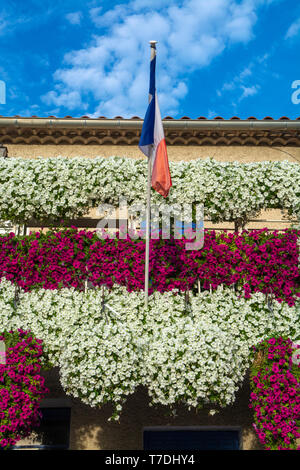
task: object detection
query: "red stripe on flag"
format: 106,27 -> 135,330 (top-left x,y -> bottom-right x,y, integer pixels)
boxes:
151,139 -> 172,198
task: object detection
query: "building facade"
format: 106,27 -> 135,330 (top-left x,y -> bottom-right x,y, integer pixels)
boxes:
1,115 -> 299,450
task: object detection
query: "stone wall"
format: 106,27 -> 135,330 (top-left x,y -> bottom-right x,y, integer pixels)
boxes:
16,368 -> 262,450
6,144 -> 300,163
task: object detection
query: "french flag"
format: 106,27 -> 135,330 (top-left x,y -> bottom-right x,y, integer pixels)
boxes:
139,43 -> 172,198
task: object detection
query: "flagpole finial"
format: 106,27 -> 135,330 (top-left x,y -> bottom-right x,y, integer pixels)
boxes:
149,40 -> 157,48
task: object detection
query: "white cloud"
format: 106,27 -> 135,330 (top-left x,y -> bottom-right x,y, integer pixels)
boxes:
216,50 -> 271,103
257,52 -> 270,63
41,89 -> 84,109
239,84 -> 260,100
207,109 -> 218,119
285,17 -> 300,39
89,6 -> 102,24
65,11 -> 82,25
218,64 -> 254,97
90,5 -> 129,28
223,0 -> 258,42
43,0 -> 278,117
0,3 -> 56,36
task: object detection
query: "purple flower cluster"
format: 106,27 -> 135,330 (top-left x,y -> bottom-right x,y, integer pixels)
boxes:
186,229 -> 300,306
249,337 -> 300,450
0,329 -> 49,450
0,228 -> 299,304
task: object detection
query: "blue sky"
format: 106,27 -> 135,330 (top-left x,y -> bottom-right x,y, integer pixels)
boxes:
0,0 -> 300,119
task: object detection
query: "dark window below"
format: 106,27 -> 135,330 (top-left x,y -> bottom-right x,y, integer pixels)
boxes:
13,407 -> 71,450
143,428 -> 241,450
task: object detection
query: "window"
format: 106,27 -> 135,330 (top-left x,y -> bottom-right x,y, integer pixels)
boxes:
143,426 -> 241,450
13,401 -> 71,450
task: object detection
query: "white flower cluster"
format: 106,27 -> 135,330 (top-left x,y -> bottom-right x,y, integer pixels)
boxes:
140,288 -> 300,410
1,157 -> 299,223
0,279 -> 299,419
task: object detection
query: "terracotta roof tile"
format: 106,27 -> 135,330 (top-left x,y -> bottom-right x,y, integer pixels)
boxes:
1,114 -> 300,121
1,114 -> 299,146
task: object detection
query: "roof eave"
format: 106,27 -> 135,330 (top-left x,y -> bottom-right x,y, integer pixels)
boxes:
1,117 -> 300,131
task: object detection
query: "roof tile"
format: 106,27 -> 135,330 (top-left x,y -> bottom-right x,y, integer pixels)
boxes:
1,114 -> 300,121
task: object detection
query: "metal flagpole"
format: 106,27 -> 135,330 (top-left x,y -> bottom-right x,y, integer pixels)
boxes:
145,148 -> 152,308
144,40 -> 157,308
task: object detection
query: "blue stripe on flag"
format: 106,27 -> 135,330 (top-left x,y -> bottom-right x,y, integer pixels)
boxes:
139,54 -> 156,155
139,96 -> 155,148
149,55 -> 156,96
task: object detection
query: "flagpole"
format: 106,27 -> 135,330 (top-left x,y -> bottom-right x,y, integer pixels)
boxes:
144,149 -> 152,308
144,40 -> 157,308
